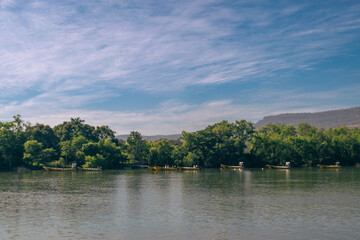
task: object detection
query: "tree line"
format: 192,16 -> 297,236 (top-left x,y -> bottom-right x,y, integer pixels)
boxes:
0,115 -> 359,171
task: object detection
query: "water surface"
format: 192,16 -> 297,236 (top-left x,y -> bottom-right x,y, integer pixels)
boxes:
0,168 -> 359,240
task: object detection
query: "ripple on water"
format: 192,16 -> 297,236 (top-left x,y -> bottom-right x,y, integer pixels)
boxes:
0,168 -> 359,240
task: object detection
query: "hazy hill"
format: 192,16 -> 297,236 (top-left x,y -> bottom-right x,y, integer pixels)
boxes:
117,134 -> 182,142
117,107 -> 360,140
255,107 -> 360,129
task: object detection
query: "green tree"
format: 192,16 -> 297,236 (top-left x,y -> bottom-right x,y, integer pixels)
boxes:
126,131 -> 149,165
53,118 -> 97,142
149,139 -> 174,166
92,125 -> 116,140
23,140 -> 43,166
60,141 -> 72,164
97,138 -> 126,168
40,148 -> 57,165
182,120 -> 254,167
25,123 -> 59,150
0,115 -> 27,170
171,144 -> 186,166
83,154 -> 106,168
82,139 -> 126,168
59,135 -> 89,165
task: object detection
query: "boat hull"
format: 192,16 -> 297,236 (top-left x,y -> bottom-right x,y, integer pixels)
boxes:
179,167 -> 200,171
43,166 -> 76,171
265,165 -> 290,169
163,167 -> 177,171
317,165 -> 341,169
78,167 -> 102,171
221,164 -> 244,170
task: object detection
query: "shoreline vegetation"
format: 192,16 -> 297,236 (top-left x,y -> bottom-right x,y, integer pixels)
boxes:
1,115 -> 360,172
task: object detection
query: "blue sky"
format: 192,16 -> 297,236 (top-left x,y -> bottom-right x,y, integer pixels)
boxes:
0,0 -> 359,134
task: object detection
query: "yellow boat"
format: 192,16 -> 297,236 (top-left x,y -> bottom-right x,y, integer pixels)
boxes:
317,162 -> 341,169
221,162 -> 244,170
148,166 -> 164,171
265,162 -> 291,169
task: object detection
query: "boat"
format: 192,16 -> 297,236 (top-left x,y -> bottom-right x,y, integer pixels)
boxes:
43,163 -> 83,171
317,162 -> 341,169
148,166 -> 164,171
124,165 -> 149,169
43,166 -> 76,171
78,167 -> 102,171
163,165 -> 178,171
221,162 -> 244,170
179,165 -> 200,171
265,162 -> 291,169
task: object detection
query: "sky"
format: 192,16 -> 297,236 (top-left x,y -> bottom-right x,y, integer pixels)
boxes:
0,0 -> 360,135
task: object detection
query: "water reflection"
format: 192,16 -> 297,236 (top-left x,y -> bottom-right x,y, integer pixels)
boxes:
0,168 -> 359,239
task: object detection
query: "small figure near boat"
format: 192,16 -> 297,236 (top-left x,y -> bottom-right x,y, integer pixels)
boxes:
265,162 -> 291,169
221,162 -> 244,170
317,162 -> 341,169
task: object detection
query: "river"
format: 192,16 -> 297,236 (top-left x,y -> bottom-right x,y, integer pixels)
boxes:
0,168 -> 359,240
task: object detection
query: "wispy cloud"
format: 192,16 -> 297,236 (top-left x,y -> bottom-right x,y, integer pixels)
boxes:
1,84 -> 359,135
1,1 -> 359,93
0,0 -> 359,133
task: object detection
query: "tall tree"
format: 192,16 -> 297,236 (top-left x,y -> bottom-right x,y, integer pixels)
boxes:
149,139 -> 174,166
0,116 -> 27,170
126,131 -> 149,165
92,125 -> 116,140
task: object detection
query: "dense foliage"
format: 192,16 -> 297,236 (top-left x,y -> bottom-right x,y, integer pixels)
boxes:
0,116 -> 359,170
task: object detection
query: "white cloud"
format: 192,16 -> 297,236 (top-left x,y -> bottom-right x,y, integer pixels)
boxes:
1,84 -> 359,135
0,0 -> 359,134
1,0 -> 359,95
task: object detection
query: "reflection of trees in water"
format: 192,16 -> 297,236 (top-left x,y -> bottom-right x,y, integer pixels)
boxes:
1,168 -> 360,239
179,169 -> 250,237
122,170 -> 185,237
124,170 -> 179,214
40,171 -> 118,235
0,172 -> 25,238
124,171 -> 146,217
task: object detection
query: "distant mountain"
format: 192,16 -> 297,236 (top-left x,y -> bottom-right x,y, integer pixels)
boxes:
255,107 -> 360,129
117,134 -> 182,142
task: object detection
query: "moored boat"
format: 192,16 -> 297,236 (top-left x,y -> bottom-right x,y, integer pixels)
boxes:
221,162 -> 244,170
78,167 -> 102,171
43,166 -> 76,171
148,166 -> 164,171
43,163 -> 78,171
317,162 -> 341,169
163,165 -> 178,171
265,162 -> 291,169
148,166 -> 157,171
179,165 -> 200,171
